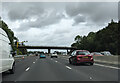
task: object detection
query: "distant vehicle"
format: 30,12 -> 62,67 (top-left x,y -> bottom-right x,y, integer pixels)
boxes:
51,53 -> 58,58
0,28 -> 15,74
62,52 -> 67,55
14,55 -> 27,58
35,53 -> 39,56
69,50 -> 94,65
91,52 -> 104,56
100,51 -> 112,56
39,54 -> 46,58
29,53 -> 33,56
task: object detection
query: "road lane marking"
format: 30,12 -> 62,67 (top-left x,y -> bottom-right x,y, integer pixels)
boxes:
89,77 -> 92,80
95,63 -> 120,70
33,62 -> 35,63
25,67 -> 30,71
55,61 -> 58,63
66,66 -> 72,70
51,59 -> 53,60
56,61 -> 62,64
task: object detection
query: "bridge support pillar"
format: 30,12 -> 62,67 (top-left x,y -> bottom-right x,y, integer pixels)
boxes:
48,49 -> 51,54
67,49 -> 69,55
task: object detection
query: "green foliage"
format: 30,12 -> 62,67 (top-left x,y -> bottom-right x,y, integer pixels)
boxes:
0,20 -> 16,51
74,35 -> 82,44
71,20 -> 119,55
0,19 -> 20,53
17,49 -> 23,55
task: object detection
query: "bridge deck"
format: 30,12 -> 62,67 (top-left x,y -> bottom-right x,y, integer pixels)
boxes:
18,46 -> 77,50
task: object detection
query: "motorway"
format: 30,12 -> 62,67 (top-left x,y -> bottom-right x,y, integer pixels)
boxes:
2,55 -> 119,82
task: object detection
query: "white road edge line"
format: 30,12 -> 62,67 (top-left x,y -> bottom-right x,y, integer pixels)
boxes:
95,63 -> 120,70
66,66 -> 72,70
25,67 -> 30,71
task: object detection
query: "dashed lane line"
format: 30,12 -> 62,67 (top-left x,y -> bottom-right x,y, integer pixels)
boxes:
33,62 -> 35,63
89,77 -> 93,80
55,61 -> 58,63
25,67 -> 30,71
66,66 -> 72,70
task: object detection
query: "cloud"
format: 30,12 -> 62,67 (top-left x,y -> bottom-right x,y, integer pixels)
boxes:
3,2 -> 118,29
27,9 -> 65,28
16,19 -> 100,47
2,2 -> 118,47
65,2 -> 118,25
16,10 -> 65,31
72,14 -> 86,25
3,2 -> 66,31
3,2 -> 44,21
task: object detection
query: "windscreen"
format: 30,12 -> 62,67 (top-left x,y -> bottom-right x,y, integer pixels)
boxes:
76,51 -> 90,55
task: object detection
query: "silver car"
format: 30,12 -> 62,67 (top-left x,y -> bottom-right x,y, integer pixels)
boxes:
51,53 -> 58,58
100,51 -> 113,56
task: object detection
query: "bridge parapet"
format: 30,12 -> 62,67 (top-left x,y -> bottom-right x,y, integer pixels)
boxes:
18,45 -> 76,50
17,45 -> 77,54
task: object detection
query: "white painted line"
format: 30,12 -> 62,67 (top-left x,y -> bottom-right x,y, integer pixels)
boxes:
33,62 -> 35,63
66,66 -> 72,70
90,77 -> 92,80
95,63 -> 120,70
55,61 -> 58,63
51,59 -> 53,60
25,67 -> 30,71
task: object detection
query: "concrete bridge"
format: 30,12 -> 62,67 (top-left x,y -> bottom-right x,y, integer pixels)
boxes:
18,46 -> 77,54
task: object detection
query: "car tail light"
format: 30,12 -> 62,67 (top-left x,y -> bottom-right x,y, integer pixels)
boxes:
77,57 -> 81,60
77,56 -> 83,60
89,56 -> 93,60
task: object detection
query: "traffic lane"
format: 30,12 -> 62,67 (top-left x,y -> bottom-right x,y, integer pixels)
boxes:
17,57 -> 92,81
2,56 -> 38,81
58,55 -> 119,70
57,56 -> 118,81
2,56 -> 119,81
59,55 -> 119,67
53,56 -> 118,81
17,58 -> 60,81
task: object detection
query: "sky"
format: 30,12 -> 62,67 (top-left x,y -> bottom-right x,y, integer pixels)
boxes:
1,1 -> 118,51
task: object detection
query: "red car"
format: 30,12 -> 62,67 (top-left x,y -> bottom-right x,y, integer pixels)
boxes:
69,50 -> 94,65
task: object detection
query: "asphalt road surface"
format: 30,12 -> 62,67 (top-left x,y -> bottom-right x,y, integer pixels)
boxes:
2,55 -> 119,82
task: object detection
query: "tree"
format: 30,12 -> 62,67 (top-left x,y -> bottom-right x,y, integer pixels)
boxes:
75,35 -> 82,44
71,20 -> 119,55
0,19 -> 27,55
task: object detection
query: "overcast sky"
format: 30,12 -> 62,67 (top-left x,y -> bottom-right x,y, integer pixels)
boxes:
1,2 -> 118,48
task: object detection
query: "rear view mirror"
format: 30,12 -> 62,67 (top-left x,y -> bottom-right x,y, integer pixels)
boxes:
10,51 -> 13,54
9,43 -> 12,45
